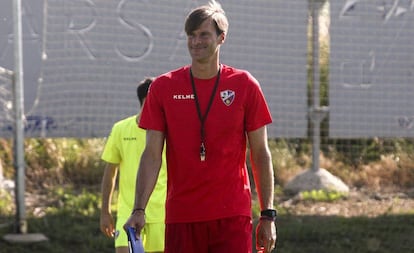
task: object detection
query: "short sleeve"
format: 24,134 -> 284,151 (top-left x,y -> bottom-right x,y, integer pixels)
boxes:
244,73 -> 272,132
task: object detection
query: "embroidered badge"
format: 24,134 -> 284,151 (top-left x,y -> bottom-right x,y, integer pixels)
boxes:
220,90 -> 235,106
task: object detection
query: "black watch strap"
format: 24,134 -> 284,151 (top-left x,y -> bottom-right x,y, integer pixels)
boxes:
261,209 -> 277,219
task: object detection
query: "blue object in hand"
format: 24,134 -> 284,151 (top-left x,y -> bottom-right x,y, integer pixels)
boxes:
127,227 -> 144,253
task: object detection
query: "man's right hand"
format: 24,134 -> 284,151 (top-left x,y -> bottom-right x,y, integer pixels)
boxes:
100,212 -> 115,238
123,209 -> 146,237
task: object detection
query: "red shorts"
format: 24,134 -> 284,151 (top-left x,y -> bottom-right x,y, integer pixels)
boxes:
165,216 -> 252,253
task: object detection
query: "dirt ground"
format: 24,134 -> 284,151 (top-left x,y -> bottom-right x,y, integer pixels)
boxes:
279,187 -> 414,217
13,186 -> 414,218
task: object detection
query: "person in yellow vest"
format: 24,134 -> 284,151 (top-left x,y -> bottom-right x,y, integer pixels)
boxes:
100,77 -> 167,253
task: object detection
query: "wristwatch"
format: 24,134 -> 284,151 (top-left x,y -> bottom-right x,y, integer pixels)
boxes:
260,209 -> 277,221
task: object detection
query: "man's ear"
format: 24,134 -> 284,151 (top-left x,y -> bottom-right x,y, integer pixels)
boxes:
219,32 -> 226,44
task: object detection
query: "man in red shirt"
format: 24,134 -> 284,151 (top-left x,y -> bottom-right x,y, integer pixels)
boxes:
124,1 -> 277,252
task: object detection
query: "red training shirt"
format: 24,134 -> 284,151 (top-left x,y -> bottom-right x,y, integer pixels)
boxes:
139,64 -> 272,223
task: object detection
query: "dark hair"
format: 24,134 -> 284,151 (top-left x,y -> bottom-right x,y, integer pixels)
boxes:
137,77 -> 154,106
184,0 -> 228,36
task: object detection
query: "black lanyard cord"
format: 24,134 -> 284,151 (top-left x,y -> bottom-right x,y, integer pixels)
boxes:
189,65 -> 221,144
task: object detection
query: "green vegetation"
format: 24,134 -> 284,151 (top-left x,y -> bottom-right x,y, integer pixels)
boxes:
274,214 -> 414,253
1,187 -> 414,253
1,193 -> 414,253
0,190 -> 113,253
1,138 -> 413,252
299,189 -> 346,202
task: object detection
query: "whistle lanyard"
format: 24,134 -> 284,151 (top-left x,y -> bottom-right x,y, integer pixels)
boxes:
189,65 -> 221,161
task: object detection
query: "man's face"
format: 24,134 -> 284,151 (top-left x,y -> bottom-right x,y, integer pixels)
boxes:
187,18 -> 223,63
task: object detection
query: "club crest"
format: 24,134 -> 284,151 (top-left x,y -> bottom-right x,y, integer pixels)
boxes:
220,90 -> 235,106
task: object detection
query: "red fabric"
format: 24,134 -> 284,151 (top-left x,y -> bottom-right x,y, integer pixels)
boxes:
164,216 -> 252,253
140,64 -> 272,223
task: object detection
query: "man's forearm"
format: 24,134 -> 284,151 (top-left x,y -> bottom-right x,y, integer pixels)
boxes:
252,151 -> 274,210
132,151 -> 162,210
101,165 -> 117,213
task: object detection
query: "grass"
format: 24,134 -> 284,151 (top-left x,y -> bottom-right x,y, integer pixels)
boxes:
275,214 -> 414,253
1,210 -> 414,253
1,187 -> 414,253
1,138 -> 414,252
0,212 -> 112,253
299,189 -> 346,202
